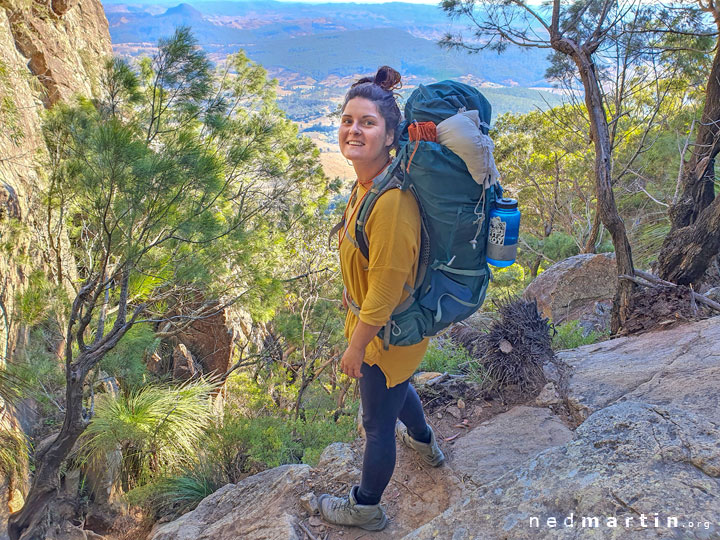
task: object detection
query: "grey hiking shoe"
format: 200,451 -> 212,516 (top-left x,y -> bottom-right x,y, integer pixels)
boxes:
396,421 -> 445,467
317,486 -> 387,531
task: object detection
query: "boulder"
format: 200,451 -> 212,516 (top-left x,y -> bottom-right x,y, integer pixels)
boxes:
316,442 -> 360,483
404,402 -> 720,540
149,465 -> 311,540
171,344 -> 197,381
524,253 -> 616,331
51,0 -> 80,16
450,406 -> 573,487
550,315 -> 720,426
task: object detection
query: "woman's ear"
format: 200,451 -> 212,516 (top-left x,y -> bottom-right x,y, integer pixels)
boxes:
385,130 -> 394,149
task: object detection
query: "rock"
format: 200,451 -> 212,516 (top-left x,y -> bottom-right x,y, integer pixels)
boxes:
64,469 -> 80,496
172,343 -> 197,381
404,402 -> 720,540
534,382 -> 562,407
524,253 -> 617,329
173,305 -> 261,378
413,372 -> 444,386
145,351 -> 164,376
299,492 -> 319,515
317,442 -> 360,483
551,316 -> 720,425
51,0 -> 80,16
451,406 -> 573,487
149,465 -> 311,540
446,405 -> 463,420
0,0 -> 110,362
84,449 -> 122,505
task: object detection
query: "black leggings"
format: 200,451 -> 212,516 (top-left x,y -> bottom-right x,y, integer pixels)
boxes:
356,362 -> 430,505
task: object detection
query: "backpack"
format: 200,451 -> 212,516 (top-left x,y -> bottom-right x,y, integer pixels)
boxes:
347,80 -> 502,349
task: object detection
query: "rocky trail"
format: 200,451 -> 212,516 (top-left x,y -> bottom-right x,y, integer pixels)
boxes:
148,316 -> 720,540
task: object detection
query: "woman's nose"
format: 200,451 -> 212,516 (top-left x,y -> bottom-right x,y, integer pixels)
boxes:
349,122 -> 361,134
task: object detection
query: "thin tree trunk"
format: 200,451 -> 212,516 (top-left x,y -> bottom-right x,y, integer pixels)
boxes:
583,211 -> 600,254
553,37 -> 635,333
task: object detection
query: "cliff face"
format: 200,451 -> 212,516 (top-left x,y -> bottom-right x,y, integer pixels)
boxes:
0,0 -> 110,364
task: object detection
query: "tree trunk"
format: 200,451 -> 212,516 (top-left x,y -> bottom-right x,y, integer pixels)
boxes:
668,41 -> 720,232
556,40 -> 635,333
583,211 -> 600,253
657,195 -> 720,285
7,373 -> 86,540
657,30 -> 720,285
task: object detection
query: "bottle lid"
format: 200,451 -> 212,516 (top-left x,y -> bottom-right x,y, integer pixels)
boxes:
496,197 -> 518,210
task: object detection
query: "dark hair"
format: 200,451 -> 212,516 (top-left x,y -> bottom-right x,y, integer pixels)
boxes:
342,66 -> 403,150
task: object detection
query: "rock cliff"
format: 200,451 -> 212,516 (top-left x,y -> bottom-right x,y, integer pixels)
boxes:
0,1 -> 110,536
0,0 -> 109,367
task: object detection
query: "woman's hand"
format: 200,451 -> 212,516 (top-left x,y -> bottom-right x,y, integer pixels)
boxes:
340,345 -> 364,379
341,320 -> 382,379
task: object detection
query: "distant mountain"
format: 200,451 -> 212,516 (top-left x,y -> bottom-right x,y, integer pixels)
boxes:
105,1 -> 552,86
162,3 -> 204,18
237,27 -> 549,85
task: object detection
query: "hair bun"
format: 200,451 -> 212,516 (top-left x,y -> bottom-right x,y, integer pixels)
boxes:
374,66 -> 402,92
351,66 -> 402,92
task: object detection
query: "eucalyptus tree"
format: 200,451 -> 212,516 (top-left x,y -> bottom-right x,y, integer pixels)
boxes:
657,1 -> 720,285
441,0 -> 687,331
8,28 -> 328,540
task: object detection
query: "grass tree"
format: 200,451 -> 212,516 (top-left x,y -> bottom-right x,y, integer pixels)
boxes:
8,27 -> 328,540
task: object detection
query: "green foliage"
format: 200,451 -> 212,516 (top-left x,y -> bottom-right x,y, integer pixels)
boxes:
0,428 -> 27,485
99,323 -> 156,390
126,462 -> 226,518
419,337 -> 473,375
7,333 -> 65,419
552,320 -> 605,351
14,271 -> 54,326
81,379 -> 217,490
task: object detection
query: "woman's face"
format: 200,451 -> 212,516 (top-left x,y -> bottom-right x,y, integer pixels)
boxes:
339,97 -> 394,166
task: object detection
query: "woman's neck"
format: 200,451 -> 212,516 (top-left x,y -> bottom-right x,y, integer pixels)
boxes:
353,155 -> 391,186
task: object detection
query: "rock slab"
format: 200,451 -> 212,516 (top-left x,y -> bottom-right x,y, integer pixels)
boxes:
404,402 -> 720,540
451,406 -> 573,487
552,315 -> 720,426
149,465 -> 311,540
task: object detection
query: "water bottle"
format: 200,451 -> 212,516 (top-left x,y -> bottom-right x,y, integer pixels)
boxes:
486,197 -> 520,267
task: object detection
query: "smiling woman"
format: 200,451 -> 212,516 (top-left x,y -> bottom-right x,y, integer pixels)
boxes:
317,67 -> 445,531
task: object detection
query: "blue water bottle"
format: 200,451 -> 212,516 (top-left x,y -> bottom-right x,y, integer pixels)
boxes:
486,197 -> 520,267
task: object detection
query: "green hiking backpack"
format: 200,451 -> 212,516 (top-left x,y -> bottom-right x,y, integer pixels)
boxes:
349,80 -> 502,349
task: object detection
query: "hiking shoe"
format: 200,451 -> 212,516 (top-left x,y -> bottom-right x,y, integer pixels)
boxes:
317,486 -> 387,531
396,421 -> 445,467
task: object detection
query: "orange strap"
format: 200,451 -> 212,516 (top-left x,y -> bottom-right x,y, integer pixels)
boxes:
406,121 -> 437,173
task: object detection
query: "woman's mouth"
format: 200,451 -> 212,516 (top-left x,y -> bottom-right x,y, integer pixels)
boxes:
346,141 -> 364,146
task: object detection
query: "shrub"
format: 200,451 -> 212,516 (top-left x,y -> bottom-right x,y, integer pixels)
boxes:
419,337 -> 474,374
552,320 -> 604,350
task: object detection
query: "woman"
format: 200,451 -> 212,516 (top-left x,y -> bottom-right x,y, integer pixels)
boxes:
317,66 -> 444,532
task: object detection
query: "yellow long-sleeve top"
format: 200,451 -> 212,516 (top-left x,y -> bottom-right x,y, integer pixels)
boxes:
339,180 -> 429,388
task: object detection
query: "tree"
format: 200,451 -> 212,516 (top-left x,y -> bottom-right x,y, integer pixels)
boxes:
441,0 -> 692,331
8,28 -> 329,540
657,1 -> 720,285
492,107 -> 596,276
